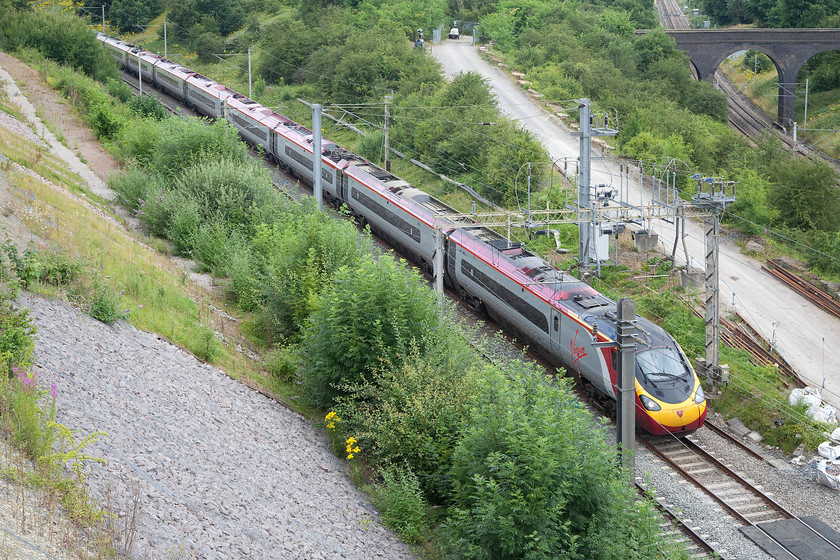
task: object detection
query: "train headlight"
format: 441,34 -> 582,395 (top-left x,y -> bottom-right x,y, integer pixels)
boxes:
694,384 -> 705,404
639,394 -> 661,411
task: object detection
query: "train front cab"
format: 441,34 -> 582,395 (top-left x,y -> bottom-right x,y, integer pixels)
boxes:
635,378 -> 706,436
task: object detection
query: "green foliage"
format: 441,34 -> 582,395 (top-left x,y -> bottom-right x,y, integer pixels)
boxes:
443,363 -> 684,559
109,0 -> 163,34
300,255 -> 442,409
1,369 -> 56,460
0,290 -> 36,376
724,168 -> 779,234
168,0 -> 246,38
255,202 -> 371,338
105,77 -> 133,104
308,29 -> 441,103
335,339 -> 486,502
264,345 -> 301,384
118,117 -> 249,179
128,95 -> 168,120
42,424 -> 108,485
767,157 -> 840,231
0,10 -> 118,81
173,158 -> 278,231
86,281 -> 129,324
633,30 -> 678,73
372,464 -> 428,545
110,166 -> 164,212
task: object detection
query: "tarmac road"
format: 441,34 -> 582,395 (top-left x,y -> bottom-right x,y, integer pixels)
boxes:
432,36 -> 840,411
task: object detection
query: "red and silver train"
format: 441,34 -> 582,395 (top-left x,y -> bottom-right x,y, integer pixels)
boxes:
98,33 -> 706,435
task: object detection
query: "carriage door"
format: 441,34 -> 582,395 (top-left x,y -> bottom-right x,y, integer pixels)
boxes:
550,307 -> 562,356
337,169 -> 348,202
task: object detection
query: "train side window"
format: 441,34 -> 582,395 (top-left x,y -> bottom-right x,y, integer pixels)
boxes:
612,349 -> 618,371
553,316 -> 558,331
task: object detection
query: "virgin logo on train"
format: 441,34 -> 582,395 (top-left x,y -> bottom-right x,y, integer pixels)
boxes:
570,329 -> 587,366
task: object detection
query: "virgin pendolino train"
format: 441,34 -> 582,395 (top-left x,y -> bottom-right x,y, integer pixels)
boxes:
98,33 -> 706,435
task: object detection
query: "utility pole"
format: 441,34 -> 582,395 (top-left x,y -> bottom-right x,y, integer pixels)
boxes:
433,227 -> 445,308
384,93 -> 392,171
101,4 -> 105,33
248,48 -> 252,99
137,51 -> 142,95
572,98 -> 617,275
804,78 -> 809,130
593,298 -> 636,473
527,162 -> 531,224
164,20 -> 167,59
312,104 -> 322,211
616,298 -> 636,472
692,176 -> 736,395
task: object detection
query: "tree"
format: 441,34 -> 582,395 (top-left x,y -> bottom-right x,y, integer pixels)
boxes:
633,30 -> 678,73
768,158 -> 840,231
726,168 -> 778,234
109,0 -> 162,34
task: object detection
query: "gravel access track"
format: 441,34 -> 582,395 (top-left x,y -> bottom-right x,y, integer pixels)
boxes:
25,292 -> 415,560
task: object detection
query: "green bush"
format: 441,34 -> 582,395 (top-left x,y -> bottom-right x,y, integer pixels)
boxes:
128,95 -> 168,120
88,103 -> 125,139
173,158 -> 278,230
192,220 -> 232,275
372,464 -> 428,545
222,235 -> 262,311
0,10 -> 117,81
111,166 -> 165,213
256,203 -> 370,338
442,362 -> 687,560
264,345 -> 301,384
335,340 -> 485,502
86,282 -> 128,324
167,198 -> 202,254
105,77 -> 133,103
300,255 -> 442,409
152,119 -> 250,179
116,118 -> 168,167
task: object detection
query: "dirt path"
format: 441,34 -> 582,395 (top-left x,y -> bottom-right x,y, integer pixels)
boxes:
0,52 -> 121,187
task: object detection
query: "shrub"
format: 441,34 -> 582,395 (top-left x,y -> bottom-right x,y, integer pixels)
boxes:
372,464 -> 427,545
256,203 -> 370,338
105,77 -> 133,103
264,345 -> 300,384
87,282 -> 128,324
116,118 -> 166,167
192,220 -> 232,274
300,255 -> 442,409
167,198 -> 202,254
110,166 -> 164,213
442,362 -> 686,559
334,339 -> 485,502
128,95 -> 168,120
0,10 -> 118,81
173,157 -> 278,230
152,119 -> 250,179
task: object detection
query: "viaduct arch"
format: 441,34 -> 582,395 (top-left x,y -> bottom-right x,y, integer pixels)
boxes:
663,29 -> 840,125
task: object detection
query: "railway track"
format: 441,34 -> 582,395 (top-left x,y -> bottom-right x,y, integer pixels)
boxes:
635,480 -> 720,559
678,294 -> 805,389
763,259 -> 840,320
639,431 -> 840,559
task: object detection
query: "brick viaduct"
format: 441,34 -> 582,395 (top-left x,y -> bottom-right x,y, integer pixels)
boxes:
662,29 -> 840,125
